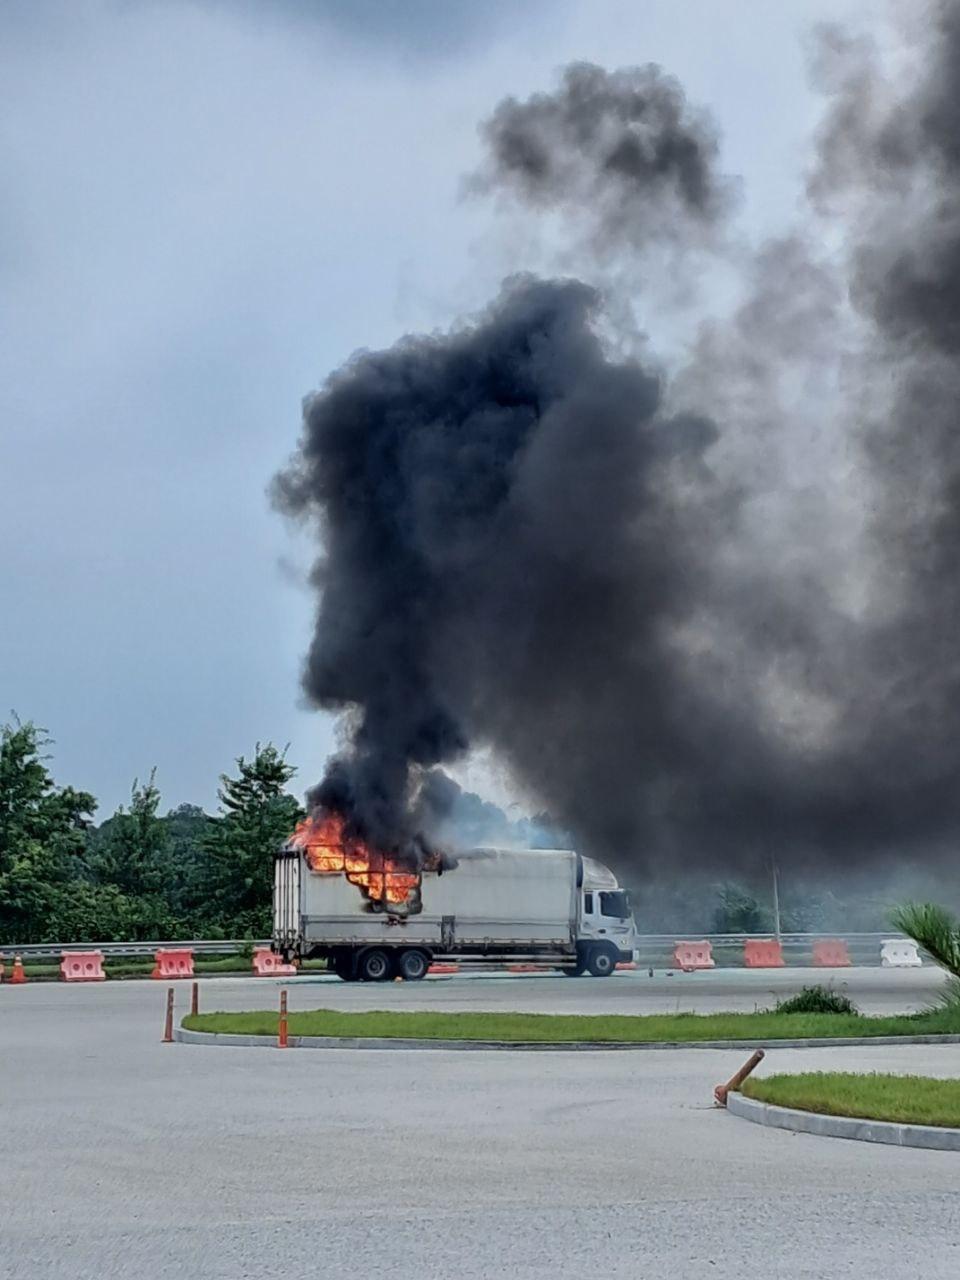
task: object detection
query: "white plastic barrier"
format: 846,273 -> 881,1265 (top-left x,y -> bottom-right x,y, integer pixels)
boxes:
880,938 -> 922,967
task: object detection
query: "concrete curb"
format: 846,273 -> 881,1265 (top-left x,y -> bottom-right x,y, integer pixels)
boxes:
174,1026 -> 960,1053
727,1090 -> 960,1151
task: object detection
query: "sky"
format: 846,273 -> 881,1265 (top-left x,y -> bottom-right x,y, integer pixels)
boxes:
0,0 -> 880,818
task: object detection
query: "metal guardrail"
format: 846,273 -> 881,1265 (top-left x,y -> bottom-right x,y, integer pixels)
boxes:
631,932 -> 902,967
0,940 -> 268,960
2,932 -> 903,963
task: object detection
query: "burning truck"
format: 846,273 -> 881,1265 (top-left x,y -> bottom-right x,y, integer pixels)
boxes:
273,811 -> 637,981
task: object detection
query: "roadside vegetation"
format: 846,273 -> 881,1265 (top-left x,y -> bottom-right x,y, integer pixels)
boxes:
8,714 -> 960,951
181,1002 -> 960,1042
894,903 -> 960,999
773,985 -> 859,1015
0,717 -> 301,945
741,1072 -> 960,1128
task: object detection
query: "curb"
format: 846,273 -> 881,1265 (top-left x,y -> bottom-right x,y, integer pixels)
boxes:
174,1026 -> 960,1053
727,1090 -> 960,1151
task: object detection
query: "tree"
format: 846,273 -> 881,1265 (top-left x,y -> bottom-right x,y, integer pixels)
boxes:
197,744 -> 302,935
89,771 -> 166,897
159,803 -> 212,918
0,717 -> 96,943
712,882 -> 771,934
85,771 -> 187,939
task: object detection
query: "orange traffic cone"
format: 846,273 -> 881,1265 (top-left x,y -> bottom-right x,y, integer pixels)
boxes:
9,955 -> 27,984
0,953 -> 5,982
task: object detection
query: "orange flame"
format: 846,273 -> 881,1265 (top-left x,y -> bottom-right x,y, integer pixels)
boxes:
290,810 -> 420,907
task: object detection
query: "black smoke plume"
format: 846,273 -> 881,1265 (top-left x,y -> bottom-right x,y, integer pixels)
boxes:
468,61 -> 733,256
276,12 -> 960,876
273,274 -> 720,861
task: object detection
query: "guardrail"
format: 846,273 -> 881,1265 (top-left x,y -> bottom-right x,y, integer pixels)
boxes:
1,940 -> 267,961
2,933 -> 904,964
631,932 -> 903,968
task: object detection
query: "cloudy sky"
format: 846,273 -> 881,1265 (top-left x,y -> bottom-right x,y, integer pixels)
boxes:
1,0 -> 879,817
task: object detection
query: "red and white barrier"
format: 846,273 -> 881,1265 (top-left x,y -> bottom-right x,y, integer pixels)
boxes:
811,939 -> 851,967
743,939 -> 784,968
60,950 -> 106,982
881,938 -> 922,967
151,948 -> 194,979
673,940 -> 715,972
427,962 -> 460,974
252,946 -> 297,977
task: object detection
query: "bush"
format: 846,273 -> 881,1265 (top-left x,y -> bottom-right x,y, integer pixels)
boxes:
773,985 -> 859,1016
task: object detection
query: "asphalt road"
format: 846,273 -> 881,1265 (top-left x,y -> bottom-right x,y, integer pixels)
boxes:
28,960 -> 938,1017
2,969 -> 958,1280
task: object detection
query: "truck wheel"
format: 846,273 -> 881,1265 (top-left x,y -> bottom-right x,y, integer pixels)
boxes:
586,945 -> 618,977
397,949 -> 430,981
358,948 -> 393,982
331,951 -> 357,982
562,962 -> 586,977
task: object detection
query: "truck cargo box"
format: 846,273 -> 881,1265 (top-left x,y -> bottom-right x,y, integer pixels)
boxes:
290,846 -> 578,951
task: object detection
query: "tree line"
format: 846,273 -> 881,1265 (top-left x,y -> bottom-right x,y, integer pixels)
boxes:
4,716 -> 951,947
0,718 -> 303,945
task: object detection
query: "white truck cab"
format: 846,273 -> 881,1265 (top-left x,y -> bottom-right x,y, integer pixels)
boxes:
570,856 -> 637,975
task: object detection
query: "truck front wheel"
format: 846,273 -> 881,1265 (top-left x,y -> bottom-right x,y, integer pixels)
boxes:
358,948 -> 394,982
585,944 -> 618,977
397,949 -> 430,981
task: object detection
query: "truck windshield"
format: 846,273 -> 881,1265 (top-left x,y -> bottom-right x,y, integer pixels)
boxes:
599,890 -> 630,919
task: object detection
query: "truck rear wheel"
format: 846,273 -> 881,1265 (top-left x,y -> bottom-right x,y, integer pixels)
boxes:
397,949 -> 430,981
585,944 -> 618,978
358,948 -> 393,982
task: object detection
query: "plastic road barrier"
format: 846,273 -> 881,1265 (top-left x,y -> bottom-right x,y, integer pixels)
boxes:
743,939 -> 785,968
881,938 -> 922,967
673,941 -> 715,972
811,939 -> 851,967
252,946 -> 297,977
151,948 -> 195,979
427,963 -> 460,974
60,950 -> 106,982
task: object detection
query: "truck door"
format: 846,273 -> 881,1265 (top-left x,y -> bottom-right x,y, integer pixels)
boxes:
581,891 -> 598,938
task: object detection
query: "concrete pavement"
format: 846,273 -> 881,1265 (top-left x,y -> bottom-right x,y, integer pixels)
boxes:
1,970 -> 958,1279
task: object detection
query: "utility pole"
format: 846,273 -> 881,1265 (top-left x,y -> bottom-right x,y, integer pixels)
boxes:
771,855 -> 782,939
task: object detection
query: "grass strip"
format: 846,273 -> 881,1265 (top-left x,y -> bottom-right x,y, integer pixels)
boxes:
741,1072 -> 960,1128
181,1005 -> 960,1043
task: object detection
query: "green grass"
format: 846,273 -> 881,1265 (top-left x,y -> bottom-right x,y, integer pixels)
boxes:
18,962 -> 61,978
181,1005 -> 960,1043
742,1072 -> 960,1128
